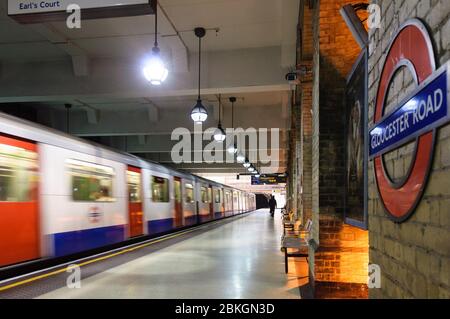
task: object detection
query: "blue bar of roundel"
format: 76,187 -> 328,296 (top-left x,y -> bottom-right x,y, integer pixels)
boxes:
53,225 -> 125,257
369,70 -> 448,158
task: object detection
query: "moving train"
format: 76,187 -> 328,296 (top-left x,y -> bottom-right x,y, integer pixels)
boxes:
0,112 -> 256,268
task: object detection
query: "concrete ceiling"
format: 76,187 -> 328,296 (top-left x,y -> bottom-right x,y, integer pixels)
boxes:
0,0 -> 300,174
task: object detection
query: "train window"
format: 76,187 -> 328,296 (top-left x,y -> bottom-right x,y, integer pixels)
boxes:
233,192 -> 239,205
201,187 -> 208,203
207,187 -> 212,203
152,176 -> 169,202
214,189 -> 221,203
225,191 -> 231,208
127,171 -> 141,203
67,159 -> 115,202
185,183 -> 194,203
0,144 -> 37,202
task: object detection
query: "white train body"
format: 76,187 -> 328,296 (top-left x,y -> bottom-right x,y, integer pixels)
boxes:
0,113 -> 256,268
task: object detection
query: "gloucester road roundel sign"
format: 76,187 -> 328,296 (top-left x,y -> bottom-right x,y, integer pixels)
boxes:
370,19 -> 450,222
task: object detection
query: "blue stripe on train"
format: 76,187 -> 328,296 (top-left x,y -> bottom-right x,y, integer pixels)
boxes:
184,215 -> 198,226
53,225 -> 125,257
198,215 -> 212,223
148,218 -> 174,235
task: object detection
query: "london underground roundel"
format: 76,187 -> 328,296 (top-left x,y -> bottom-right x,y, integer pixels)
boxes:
370,19 -> 450,222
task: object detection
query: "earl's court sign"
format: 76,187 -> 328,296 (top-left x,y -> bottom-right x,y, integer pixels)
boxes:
370,19 -> 450,223
8,0 -> 156,23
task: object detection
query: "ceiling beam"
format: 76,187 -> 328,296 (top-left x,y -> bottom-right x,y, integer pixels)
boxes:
28,23 -> 90,77
0,46 -> 289,103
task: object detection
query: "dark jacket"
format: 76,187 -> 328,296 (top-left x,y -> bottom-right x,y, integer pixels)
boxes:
268,198 -> 277,209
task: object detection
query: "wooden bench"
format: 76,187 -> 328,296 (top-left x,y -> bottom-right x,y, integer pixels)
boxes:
281,219 -> 312,273
281,208 -> 295,233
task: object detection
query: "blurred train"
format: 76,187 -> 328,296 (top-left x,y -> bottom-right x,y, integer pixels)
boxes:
0,112 -> 256,268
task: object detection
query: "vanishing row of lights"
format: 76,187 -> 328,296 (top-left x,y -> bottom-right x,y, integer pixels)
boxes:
217,96 -> 260,178
142,4 -> 259,177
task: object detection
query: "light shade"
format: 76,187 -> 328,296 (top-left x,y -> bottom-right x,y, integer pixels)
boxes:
213,124 -> 226,142
243,160 -> 251,168
248,166 -> 255,172
191,99 -> 208,124
236,152 -> 245,163
254,172 -> 260,178
143,48 -> 168,85
227,143 -> 238,154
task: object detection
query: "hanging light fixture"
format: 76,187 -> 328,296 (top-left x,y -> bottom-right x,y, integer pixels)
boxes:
227,144 -> 238,154
143,1 -> 168,85
226,97 -> 238,154
248,166 -> 255,173
254,164 -> 260,177
191,27 -> 208,124
243,159 -> 251,168
236,152 -> 245,163
213,94 -> 226,142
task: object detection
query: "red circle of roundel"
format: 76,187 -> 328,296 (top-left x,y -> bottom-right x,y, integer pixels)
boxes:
374,19 -> 436,222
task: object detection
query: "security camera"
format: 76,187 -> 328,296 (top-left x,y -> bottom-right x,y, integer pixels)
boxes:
285,72 -> 298,82
285,65 -> 312,87
285,72 -> 301,87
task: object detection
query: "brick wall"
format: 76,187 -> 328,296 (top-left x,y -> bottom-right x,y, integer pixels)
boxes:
310,0 -> 321,285
311,0 -> 370,298
300,80 -> 313,222
315,216 -> 369,283
368,0 -> 450,299
297,0 -> 314,225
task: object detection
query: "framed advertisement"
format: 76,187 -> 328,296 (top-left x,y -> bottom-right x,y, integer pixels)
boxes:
344,48 -> 368,229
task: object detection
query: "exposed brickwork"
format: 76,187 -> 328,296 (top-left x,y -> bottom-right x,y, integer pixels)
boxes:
315,216 -> 369,284
290,0 -> 370,299
368,0 -> 450,299
313,0 -> 369,298
317,0 -> 366,216
315,282 -> 369,299
300,79 -> 313,222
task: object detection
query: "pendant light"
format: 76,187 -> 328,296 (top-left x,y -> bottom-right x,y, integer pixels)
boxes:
243,159 -> 251,168
191,27 -> 208,124
143,1 -> 168,85
236,152 -> 245,163
254,164 -> 260,177
213,94 -> 226,142
226,97 -> 238,154
248,165 -> 255,173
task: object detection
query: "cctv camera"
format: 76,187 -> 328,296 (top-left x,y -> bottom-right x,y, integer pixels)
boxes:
285,72 -> 297,82
285,72 -> 301,89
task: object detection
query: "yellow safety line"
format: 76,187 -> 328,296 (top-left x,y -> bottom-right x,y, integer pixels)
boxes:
0,223 -> 208,292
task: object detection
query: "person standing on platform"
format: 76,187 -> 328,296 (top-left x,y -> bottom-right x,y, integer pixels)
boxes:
268,195 -> 277,217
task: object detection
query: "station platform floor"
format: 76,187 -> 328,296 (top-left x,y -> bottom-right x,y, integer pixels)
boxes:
0,209 -> 309,299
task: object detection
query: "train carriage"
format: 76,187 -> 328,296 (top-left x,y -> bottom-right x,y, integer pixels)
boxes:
0,112 -> 256,269
40,143 -> 128,258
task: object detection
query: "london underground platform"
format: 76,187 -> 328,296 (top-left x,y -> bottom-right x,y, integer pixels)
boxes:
1,0 -> 449,302
0,210 -> 308,299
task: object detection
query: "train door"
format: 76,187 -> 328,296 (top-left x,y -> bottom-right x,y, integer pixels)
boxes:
221,189 -> 225,216
127,166 -> 143,238
174,177 -> 183,227
0,135 -> 39,267
208,185 -> 214,219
